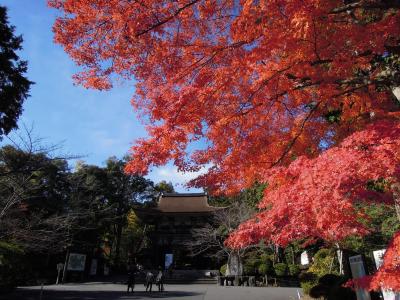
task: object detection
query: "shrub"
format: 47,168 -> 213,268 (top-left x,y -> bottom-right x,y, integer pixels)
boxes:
258,259 -> 274,275
260,253 -> 273,263
288,264 -> 300,276
0,242 -> 24,291
308,248 -> 339,277
318,274 -> 342,286
299,272 -> 318,295
220,264 -> 227,275
274,263 -> 287,276
243,258 -> 262,275
243,263 -> 254,275
309,274 -> 355,300
302,280 -> 318,296
258,263 -> 268,275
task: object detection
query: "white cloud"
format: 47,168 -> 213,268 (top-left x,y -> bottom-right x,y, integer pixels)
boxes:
148,164 -> 211,193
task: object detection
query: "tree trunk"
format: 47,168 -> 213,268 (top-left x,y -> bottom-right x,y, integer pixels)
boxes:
114,221 -> 123,266
336,243 -> 344,275
134,224 -> 147,256
290,245 -> 295,265
391,182 -> 400,222
274,246 -> 284,263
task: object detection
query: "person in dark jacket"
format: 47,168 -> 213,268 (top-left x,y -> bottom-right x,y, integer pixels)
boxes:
127,266 -> 136,293
127,271 -> 135,293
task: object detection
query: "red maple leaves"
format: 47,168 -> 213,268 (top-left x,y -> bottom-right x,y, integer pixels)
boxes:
49,0 -> 400,291
227,120 -> 400,247
226,120 -> 400,290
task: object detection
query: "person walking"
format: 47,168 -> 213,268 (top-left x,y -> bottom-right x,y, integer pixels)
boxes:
156,266 -> 164,292
145,270 -> 154,292
127,270 -> 135,293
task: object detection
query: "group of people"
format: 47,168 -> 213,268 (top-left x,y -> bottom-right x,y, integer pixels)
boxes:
127,265 -> 164,293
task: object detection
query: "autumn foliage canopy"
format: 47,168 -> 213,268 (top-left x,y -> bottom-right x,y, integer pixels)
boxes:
49,0 -> 400,291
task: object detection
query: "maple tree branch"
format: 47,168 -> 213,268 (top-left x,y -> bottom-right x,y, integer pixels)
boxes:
272,101 -> 322,167
272,81 -> 373,167
224,65 -> 293,120
135,0 -> 200,37
330,0 -> 400,14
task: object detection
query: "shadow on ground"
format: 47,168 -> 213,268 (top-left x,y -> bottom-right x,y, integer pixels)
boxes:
0,289 -> 202,300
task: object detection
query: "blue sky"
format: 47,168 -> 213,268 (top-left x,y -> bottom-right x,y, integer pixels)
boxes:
1,0 -> 203,192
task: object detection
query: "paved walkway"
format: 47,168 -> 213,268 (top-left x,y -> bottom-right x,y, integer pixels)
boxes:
0,283 -> 303,300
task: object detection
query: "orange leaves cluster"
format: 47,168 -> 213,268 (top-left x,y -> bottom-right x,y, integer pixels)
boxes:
49,1 -> 400,196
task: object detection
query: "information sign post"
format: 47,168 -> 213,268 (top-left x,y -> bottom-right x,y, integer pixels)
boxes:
349,255 -> 371,300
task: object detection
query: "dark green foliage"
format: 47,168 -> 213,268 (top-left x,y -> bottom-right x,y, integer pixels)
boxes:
342,204 -> 400,253
258,254 -> 274,275
154,180 -> 175,194
299,249 -> 338,295
0,145 -> 72,252
243,259 -> 259,275
242,250 -> 275,276
299,272 -> 319,295
209,182 -> 266,208
0,140 -> 159,285
308,249 -> 338,277
258,262 -> 272,276
288,264 -> 300,276
299,249 -> 349,296
104,157 -> 155,267
0,241 -> 24,291
68,164 -> 111,252
381,215 -> 400,241
0,6 -> 32,137
366,178 -> 388,193
273,262 -> 287,276
324,109 -> 342,124
309,274 -> 356,300
69,158 -> 156,265
120,210 -> 153,267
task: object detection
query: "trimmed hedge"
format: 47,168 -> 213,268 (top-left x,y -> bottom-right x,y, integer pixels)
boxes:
288,264 -> 300,276
258,259 -> 273,275
273,263 -> 287,277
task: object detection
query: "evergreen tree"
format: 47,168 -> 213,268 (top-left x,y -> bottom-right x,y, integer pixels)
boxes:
0,6 -> 32,137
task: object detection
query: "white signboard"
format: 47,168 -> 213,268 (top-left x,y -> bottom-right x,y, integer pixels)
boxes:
349,255 -> 371,300
67,253 -> 86,271
373,249 -> 386,269
373,250 -> 400,300
165,253 -> 173,269
90,259 -> 97,276
300,251 -> 309,265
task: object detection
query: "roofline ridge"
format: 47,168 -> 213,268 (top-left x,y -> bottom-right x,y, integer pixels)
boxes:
161,192 -> 207,197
